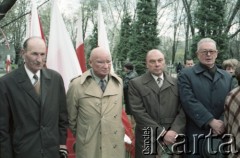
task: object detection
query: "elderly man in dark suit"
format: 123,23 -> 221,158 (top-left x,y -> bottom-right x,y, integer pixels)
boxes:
0,37 -> 68,158
128,49 -> 186,158
178,38 -> 232,157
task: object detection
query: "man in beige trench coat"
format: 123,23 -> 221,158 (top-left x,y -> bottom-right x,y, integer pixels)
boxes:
67,47 -> 125,158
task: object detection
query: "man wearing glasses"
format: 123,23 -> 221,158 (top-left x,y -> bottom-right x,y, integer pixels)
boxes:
67,47 -> 125,158
178,38 -> 232,157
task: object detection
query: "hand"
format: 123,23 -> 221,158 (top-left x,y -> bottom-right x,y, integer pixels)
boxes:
209,119 -> 225,135
73,142 -> 76,152
59,145 -> 68,158
163,130 -> 178,145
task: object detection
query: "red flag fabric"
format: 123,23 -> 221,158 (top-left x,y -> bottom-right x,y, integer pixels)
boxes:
75,13 -> 87,72
122,110 -> 135,158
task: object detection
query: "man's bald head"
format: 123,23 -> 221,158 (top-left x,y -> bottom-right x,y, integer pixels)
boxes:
89,47 -> 112,79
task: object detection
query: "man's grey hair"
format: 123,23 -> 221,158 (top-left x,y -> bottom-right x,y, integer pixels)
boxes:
197,38 -> 216,51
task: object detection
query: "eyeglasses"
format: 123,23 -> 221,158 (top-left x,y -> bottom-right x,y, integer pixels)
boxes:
198,50 -> 217,55
95,60 -> 112,66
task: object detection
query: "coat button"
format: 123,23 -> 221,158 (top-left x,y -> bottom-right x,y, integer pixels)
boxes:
113,144 -> 117,148
114,114 -> 117,118
114,130 -> 117,134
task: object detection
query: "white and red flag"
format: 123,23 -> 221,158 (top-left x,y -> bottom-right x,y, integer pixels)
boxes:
75,8 -> 87,72
46,1 -> 81,158
98,3 -> 135,157
5,55 -> 11,73
26,0 -> 45,40
46,0 -> 82,91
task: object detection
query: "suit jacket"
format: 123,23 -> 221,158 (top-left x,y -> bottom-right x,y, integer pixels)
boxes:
128,71 -> 186,158
67,70 -> 125,158
0,66 -> 68,158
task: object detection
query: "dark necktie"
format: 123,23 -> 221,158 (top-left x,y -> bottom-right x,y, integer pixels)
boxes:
100,79 -> 106,92
33,74 -> 40,95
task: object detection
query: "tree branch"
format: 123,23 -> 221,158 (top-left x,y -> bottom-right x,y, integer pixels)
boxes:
225,0 -> 240,34
0,0 -> 17,20
228,28 -> 240,39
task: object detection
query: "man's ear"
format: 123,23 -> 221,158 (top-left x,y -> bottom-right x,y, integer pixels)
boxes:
89,59 -> 92,67
20,49 -> 25,60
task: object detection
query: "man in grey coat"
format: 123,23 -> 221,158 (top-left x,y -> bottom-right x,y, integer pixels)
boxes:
128,49 -> 186,158
178,38 -> 232,157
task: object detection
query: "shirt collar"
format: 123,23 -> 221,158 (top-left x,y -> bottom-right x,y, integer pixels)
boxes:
151,73 -> 164,82
90,69 -> 108,84
24,65 -> 40,83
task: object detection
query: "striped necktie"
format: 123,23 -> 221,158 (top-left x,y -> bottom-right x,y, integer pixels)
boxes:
157,77 -> 163,88
33,74 -> 40,95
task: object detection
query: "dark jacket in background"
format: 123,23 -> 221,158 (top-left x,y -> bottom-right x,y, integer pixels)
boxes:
123,70 -> 138,115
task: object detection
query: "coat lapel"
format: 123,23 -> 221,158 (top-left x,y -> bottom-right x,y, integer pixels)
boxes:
161,73 -> 175,91
101,78 -> 120,114
83,71 -> 122,114
213,68 -> 224,83
143,72 -> 159,94
40,69 -> 51,106
84,80 -> 103,98
16,66 -> 40,104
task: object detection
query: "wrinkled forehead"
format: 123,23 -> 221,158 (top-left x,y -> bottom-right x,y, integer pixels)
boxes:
198,42 -> 216,50
92,52 -> 111,61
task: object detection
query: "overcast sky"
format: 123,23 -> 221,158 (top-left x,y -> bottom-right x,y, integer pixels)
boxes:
37,0 -> 81,17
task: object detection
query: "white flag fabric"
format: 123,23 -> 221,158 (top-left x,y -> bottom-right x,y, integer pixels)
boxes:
97,3 -> 114,72
26,0 -> 43,38
98,3 -> 110,53
46,0 -> 82,91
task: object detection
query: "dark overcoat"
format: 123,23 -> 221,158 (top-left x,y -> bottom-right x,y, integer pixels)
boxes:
128,71 -> 186,158
0,66 -> 68,158
178,64 -> 232,154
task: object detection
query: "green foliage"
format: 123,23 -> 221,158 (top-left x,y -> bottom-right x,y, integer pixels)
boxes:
192,0 -> 228,64
115,10 -> 132,68
127,0 -> 160,75
1,0 -> 29,65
